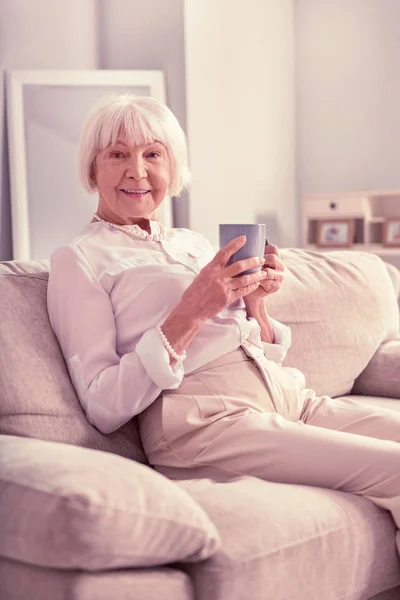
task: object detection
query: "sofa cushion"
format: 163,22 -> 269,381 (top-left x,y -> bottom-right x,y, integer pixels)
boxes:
0,435 -> 220,570
350,394 -> 400,414
177,477 -> 400,600
0,260 -> 145,462
352,337 -> 400,399
266,249 -> 400,397
0,556 -> 194,600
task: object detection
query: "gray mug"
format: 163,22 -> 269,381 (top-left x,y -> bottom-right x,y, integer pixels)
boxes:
219,223 -> 268,275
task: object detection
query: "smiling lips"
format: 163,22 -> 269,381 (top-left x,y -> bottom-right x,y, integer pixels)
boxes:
121,189 -> 150,198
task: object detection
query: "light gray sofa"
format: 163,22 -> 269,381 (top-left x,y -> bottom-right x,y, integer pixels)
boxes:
1,247 -> 400,600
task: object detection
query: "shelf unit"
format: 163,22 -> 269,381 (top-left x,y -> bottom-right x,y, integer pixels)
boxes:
302,190 -> 400,268
305,243 -> 400,256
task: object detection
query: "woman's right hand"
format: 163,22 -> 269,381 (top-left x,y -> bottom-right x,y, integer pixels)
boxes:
179,236 -> 268,323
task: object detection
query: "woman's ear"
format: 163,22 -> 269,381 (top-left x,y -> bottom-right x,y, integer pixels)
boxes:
90,162 -> 97,187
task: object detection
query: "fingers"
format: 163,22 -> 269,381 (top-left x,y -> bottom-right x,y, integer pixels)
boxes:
225,256 -> 265,278
259,280 -> 281,295
230,269 -> 267,291
264,243 -> 280,256
262,254 -> 284,271
234,281 -> 261,298
214,236 -> 247,267
262,244 -> 284,272
263,254 -> 278,269
259,269 -> 284,291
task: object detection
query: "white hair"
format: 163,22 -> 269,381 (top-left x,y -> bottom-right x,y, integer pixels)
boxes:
78,93 -> 191,197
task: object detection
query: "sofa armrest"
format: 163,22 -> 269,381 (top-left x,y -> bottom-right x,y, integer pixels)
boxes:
352,336 -> 400,399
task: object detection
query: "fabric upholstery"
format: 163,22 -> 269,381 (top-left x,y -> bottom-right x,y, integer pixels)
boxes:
1,252 -> 398,454
1,251 -> 400,599
384,262 -> 400,301
0,556 -> 194,600
352,337 -> 400,399
266,250 -> 399,397
0,260 -> 146,462
177,477 -> 400,600
350,395 -> 400,413
0,435 -> 220,570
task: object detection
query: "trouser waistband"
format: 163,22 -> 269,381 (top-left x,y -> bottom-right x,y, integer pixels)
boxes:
186,347 -> 250,376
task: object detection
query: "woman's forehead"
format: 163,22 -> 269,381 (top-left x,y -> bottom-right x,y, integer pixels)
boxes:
107,136 -> 162,149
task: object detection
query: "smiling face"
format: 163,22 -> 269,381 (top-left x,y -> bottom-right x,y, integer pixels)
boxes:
93,136 -> 171,226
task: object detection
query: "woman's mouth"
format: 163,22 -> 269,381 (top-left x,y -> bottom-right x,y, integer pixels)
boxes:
120,189 -> 150,198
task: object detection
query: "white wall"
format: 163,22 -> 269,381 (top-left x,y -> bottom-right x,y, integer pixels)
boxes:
184,0 -> 296,248
296,0 -> 400,197
0,0 -> 97,260
3,0 -> 399,260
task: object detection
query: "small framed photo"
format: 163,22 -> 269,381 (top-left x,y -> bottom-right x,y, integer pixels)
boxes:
383,219 -> 400,247
316,219 -> 355,248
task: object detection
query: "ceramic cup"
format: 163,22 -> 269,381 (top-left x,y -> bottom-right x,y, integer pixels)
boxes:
219,223 -> 268,275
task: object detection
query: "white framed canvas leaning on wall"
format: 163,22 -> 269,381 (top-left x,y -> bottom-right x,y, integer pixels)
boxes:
6,69 -> 172,261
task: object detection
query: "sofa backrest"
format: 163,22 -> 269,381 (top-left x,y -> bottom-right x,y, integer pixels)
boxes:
0,260 -> 147,462
0,249 -> 399,452
267,249 -> 400,397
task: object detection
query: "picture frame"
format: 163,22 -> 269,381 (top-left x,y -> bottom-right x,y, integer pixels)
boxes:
316,219 -> 355,248
382,218 -> 400,247
6,69 -> 171,260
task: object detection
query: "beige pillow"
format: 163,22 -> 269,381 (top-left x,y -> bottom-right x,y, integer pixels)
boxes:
0,435 -> 220,570
266,249 -> 400,397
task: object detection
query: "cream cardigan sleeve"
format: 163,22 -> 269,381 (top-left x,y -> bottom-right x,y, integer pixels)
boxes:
47,245 -> 185,434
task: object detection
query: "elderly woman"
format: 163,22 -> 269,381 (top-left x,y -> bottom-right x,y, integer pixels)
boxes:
47,94 -> 400,557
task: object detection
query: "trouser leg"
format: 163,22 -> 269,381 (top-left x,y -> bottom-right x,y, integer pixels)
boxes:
140,354 -> 400,553
299,393 -> 400,531
189,404 -> 400,540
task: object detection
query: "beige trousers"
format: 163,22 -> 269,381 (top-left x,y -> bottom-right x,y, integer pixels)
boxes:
138,348 -> 400,552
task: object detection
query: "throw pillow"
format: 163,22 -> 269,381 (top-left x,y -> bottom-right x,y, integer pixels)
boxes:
0,435 -> 220,570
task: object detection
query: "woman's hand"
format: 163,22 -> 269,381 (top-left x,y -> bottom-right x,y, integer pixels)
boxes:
178,236 -> 268,323
244,244 -> 284,305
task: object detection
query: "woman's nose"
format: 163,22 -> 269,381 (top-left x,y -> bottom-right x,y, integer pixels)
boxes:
126,157 -> 147,180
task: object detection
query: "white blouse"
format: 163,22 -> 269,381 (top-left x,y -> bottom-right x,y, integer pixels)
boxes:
47,221 -> 299,434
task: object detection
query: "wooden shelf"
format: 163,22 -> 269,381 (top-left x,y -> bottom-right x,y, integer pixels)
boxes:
302,191 -> 400,269
368,217 -> 385,223
305,244 -> 400,255
304,189 -> 400,200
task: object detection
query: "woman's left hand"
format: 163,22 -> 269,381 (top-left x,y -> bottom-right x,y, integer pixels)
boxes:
244,244 -> 284,303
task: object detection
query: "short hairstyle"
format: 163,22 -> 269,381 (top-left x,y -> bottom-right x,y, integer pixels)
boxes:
78,93 -> 191,197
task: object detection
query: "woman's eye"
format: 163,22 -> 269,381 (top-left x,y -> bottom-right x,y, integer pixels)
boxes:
147,151 -> 161,159
110,152 -> 124,159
